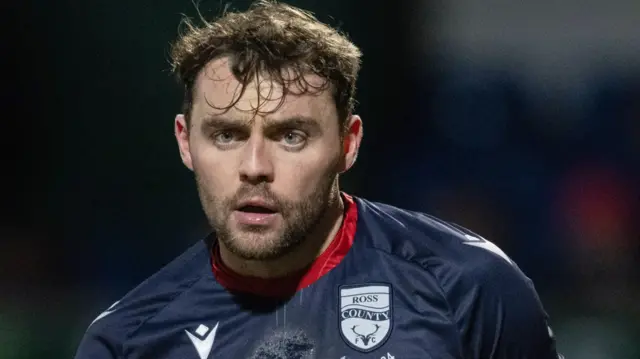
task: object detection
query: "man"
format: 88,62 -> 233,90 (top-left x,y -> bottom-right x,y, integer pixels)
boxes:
75,1 -> 562,358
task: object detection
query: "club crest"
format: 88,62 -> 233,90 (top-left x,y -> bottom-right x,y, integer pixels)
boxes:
339,284 -> 393,352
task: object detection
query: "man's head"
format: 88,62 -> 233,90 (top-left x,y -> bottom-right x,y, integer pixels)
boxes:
171,1 -> 363,261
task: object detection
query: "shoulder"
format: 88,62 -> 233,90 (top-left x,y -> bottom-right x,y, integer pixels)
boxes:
354,196 -> 530,295
354,197 -> 559,357
355,197 -> 514,265
78,239 -> 211,351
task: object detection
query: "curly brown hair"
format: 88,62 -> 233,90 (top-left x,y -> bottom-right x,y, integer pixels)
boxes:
170,0 -> 362,130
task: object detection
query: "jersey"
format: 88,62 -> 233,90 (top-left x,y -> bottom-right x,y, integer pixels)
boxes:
74,194 -> 562,359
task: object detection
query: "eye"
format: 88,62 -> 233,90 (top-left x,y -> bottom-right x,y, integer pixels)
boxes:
282,131 -> 306,146
213,131 -> 236,144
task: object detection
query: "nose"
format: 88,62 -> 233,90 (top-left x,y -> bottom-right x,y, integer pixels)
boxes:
238,135 -> 274,184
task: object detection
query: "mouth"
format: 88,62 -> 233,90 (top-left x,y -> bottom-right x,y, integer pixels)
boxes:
236,205 -> 277,214
235,200 -> 278,214
233,199 -> 279,226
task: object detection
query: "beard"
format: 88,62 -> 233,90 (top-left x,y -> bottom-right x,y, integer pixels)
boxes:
194,169 -> 340,261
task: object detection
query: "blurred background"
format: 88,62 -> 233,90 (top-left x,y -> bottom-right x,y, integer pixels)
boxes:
2,0 -> 638,357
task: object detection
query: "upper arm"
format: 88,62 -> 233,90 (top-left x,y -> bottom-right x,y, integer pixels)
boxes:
457,265 -> 560,358
441,233 -> 561,359
74,302 -> 124,359
74,330 -> 121,359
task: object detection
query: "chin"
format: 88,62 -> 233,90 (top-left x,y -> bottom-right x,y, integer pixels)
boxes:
226,232 -> 290,260
230,246 -> 290,261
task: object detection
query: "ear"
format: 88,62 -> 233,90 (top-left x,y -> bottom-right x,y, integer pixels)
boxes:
174,114 -> 193,171
340,114 -> 363,173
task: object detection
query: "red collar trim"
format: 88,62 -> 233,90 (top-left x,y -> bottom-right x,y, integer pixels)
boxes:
210,193 -> 358,297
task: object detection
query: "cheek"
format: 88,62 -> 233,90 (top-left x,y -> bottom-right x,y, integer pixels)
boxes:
274,151 -> 337,198
192,145 -> 238,195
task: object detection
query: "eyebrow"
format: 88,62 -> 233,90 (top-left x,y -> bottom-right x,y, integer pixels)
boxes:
200,114 -> 323,133
200,115 -> 245,129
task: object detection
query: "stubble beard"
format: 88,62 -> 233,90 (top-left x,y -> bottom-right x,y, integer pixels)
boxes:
195,171 -> 340,261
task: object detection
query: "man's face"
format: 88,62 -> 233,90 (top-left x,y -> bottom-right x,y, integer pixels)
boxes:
175,57 -> 360,260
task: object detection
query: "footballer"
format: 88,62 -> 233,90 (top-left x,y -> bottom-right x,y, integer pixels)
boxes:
75,1 -> 562,358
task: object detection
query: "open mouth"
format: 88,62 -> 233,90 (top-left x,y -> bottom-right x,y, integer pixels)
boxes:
233,200 -> 279,225
237,205 -> 277,214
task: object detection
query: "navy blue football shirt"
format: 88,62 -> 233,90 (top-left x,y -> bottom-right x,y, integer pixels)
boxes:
75,194 -> 561,358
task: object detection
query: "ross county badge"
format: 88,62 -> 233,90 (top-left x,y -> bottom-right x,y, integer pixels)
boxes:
338,284 -> 393,352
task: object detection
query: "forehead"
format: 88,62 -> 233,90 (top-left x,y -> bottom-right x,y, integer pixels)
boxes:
191,57 -> 337,122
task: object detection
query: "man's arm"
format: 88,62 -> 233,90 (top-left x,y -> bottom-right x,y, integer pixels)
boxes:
442,232 -> 562,358
74,301 -> 123,359
74,331 -> 121,359
457,267 -> 560,358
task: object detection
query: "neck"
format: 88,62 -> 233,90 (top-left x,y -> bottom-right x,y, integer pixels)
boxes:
218,193 -> 345,279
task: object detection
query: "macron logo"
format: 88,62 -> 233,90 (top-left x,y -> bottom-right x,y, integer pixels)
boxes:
186,323 -> 219,359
